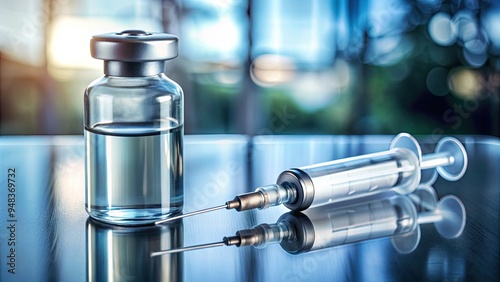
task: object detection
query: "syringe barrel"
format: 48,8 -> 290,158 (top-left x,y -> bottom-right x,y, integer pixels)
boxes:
278,148 -> 421,211
278,195 -> 418,254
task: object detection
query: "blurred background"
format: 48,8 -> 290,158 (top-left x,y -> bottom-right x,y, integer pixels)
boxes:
0,0 -> 498,136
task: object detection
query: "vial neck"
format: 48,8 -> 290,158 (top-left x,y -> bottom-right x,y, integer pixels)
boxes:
103,61 -> 165,77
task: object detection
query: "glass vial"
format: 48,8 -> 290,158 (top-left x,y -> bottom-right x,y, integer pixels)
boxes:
85,30 -> 184,225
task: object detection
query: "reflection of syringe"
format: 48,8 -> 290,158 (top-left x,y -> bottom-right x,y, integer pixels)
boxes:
151,193 -> 466,257
156,133 -> 467,225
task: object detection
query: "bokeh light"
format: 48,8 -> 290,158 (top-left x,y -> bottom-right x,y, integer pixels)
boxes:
448,67 -> 481,99
427,67 -> 449,96
0,0 -> 498,136
250,54 -> 296,87
428,12 -> 457,46
180,7 -> 248,63
481,5 -> 500,55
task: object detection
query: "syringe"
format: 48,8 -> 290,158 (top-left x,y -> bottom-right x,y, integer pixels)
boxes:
155,133 -> 467,225
151,193 -> 466,257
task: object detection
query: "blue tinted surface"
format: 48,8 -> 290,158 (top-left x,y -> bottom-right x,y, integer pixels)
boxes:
0,135 -> 498,281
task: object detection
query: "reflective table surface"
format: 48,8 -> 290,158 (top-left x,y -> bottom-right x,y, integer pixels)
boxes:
0,134 -> 498,281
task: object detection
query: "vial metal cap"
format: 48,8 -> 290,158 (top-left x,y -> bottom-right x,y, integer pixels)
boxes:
90,30 -> 178,76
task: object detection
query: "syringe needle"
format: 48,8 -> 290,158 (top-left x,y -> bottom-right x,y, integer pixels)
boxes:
155,204 -> 229,225
151,225 -> 281,257
155,190 -> 267,224
150,241 -> 227,257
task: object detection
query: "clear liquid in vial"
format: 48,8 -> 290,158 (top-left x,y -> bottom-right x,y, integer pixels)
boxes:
85,123 -> 183,225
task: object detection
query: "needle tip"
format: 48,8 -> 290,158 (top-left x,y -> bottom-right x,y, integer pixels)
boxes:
154,217 -> 177,225
155,204 -> 229,225
150,241 -> 226,257
150,250 -> 173,257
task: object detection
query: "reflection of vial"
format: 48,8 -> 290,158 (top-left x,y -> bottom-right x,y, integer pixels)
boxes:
85,30 -> 184,225
86,218 -> 183,281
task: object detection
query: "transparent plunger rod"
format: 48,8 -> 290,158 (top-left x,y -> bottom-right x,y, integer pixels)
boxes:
151,194 -> 466,257
416,195 -> 466,238
156,134 -> 467,225
420,152 -> 454,170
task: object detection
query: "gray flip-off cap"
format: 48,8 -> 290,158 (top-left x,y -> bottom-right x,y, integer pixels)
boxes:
90,30 -> 178,77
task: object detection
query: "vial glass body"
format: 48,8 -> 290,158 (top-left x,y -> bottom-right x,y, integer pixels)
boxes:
84,74 -> 183,225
